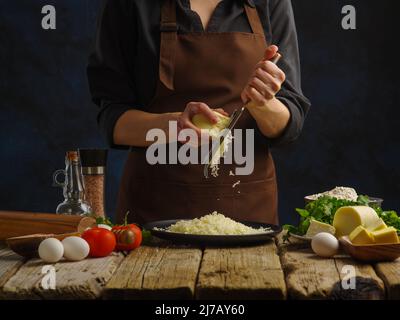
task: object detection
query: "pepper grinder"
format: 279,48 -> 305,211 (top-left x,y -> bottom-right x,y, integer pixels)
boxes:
78,149 -> 108,218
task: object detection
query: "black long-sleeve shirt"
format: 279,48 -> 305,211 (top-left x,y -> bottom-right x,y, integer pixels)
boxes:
87,0 -> 310,149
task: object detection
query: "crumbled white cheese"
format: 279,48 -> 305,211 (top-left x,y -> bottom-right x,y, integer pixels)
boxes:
232,181 -> 241,188
159,212 -> 272,235
210,164 -> 220,178
307,186 -> 358,201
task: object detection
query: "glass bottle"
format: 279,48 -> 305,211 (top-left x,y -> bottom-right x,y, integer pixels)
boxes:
53,151 -> 92,215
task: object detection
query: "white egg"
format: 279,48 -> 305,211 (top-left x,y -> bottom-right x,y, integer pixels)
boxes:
311,232 -> 339,258
38,238 -> 64,263
62,236 -> 90,261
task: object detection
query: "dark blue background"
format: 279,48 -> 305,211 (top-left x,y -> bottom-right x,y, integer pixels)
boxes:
0,0 -> 399,224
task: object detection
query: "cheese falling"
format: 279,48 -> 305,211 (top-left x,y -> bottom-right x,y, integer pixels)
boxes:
192,112 -> 232,178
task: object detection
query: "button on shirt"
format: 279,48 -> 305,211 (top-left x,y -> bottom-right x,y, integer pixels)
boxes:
87,0 -> 311,149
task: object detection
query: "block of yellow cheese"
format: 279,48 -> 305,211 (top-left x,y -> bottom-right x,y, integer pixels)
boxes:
192,112 -> 230,138
305,219 -> 336,237
371,227 -> 399,244
349,226 -> 375,245
366,218 -> 387,232
333,206 -> 381,238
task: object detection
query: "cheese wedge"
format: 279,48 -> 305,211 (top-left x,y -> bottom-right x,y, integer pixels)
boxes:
371,227 -> 399,244
366,218 -> 387,232
306,219 -> 336,237
349,226 -> 375,245
333,206 -> 381,238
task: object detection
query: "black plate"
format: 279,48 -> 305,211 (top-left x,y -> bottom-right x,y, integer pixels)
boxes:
143,220 -> 282,246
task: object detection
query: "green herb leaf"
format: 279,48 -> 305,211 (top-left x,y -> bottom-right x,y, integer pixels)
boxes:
377,209 -> 400,231
95,216 -> 114,227
357,195 -> 370,205
295,208 -> 310,218
141,229 -> 153,245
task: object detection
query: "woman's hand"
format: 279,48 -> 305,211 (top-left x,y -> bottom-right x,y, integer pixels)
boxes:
240,45 -> 291,139
241,45 -> 286,107
177,102 -> 228,144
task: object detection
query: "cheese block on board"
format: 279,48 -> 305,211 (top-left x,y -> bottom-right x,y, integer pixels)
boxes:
305,219 -> 336,237
333,206 -> 381,238
349,226 -> 375,245
371,227 -> 399,244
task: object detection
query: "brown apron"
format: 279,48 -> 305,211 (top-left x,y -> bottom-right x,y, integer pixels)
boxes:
116,0 -> 278,225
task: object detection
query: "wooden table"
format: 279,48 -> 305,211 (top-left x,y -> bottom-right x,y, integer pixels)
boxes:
0,234 -> 399,300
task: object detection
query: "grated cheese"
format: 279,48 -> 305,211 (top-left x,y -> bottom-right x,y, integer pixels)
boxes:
160,212 -> 272,235
209,131 -> 233,178
232,180 -> 241,188
210,163 -> 220,178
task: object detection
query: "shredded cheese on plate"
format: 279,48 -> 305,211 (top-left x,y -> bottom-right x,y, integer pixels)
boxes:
158,212 -> 272,235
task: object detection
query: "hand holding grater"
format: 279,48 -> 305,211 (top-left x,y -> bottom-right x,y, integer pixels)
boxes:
203,53 -> 282,178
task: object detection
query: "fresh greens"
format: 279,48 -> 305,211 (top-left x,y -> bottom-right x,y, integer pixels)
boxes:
283,195 -> 400,239
283,196 -> 359,237
141,229 -> 153,245
95,216 -> 114,227
374,208 -> 400,231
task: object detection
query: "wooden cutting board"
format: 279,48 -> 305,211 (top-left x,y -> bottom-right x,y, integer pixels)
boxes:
0,211 -> 96,241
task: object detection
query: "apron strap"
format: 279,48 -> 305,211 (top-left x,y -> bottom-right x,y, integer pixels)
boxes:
158,0 -> 266,91
243,3 -> 266,36
159,0 -> 178,90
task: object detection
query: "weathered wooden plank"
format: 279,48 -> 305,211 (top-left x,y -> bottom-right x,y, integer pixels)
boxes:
2,253 -> 124,299
105,245 -> 203,300
0,245 -> 25,298
280,246 -> 341,299
375,260 -> 400,299
196,241 -> 286,300
278,233 -> 385,299
335,257 -> 385,300
278,232 -> 342,299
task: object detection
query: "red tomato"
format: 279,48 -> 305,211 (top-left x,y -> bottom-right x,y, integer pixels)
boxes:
112,224 -> 142,252
81,227 -> 116,257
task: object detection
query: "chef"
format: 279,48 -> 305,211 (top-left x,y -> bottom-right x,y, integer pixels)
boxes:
87,0 -> 310,225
